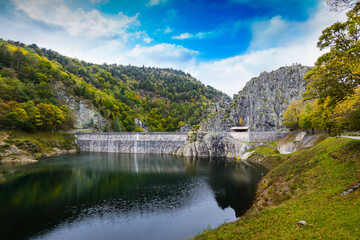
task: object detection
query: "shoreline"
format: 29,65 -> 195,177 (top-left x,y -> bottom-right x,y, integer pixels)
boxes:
0,131 -> 79,164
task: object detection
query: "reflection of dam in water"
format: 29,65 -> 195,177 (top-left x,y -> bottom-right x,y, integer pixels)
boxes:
73,153 -> 191,174
0,153 -> 264,240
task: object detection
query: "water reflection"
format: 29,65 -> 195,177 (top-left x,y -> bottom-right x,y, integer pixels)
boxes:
0,153 -> 263,240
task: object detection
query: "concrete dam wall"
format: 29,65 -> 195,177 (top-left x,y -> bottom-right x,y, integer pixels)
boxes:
75,132 -> 188,154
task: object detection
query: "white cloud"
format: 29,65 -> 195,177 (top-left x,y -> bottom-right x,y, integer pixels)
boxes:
250,15 -> 293,50
185,2 -> 347,96
164,26 -> 172,33
11,0 -> 139,39
124,44 -> 198,67
147,0 -> 167,7
89,0 -> 108,4
171,31 -> 217,40
172,32 -> 194,40
143,37 -> 153,43
3,0 -> 348,97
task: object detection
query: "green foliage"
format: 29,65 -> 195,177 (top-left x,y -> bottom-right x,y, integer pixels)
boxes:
304,3 -> 360,105
331,86 -> 360,131
0,39 -> 228,132
283,3 -> 360,134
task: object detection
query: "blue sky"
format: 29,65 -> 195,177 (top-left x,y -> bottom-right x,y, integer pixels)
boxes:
0,0 -> 346,95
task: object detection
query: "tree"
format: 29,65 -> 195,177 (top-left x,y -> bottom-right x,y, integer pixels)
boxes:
304,2 -> 360,106
283,100 -> 303,130
301,2 -> 360,135
331,86 -> 360,131
36,103 -> 64,130
5,107 -> 29,129
60,105 -> 75,130
113,118 -> 124,132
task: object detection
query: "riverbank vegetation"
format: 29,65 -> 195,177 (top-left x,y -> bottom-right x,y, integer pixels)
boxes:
283,3 -> 360,135
194,136 -> 360,239
0,130 -> 78,162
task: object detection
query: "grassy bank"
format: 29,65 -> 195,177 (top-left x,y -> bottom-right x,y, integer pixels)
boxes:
0,130 -> 79,162
194,137 -> 360,239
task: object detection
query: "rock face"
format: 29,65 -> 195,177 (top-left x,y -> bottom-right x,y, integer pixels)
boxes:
55,86 -> 108,130
177,65 -> 311,158
176,132 -> 257,158
134,118 -> 149,132
200,64 -> 311,132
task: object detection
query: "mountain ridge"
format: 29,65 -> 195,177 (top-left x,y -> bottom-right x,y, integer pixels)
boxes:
0,39 -> 229,132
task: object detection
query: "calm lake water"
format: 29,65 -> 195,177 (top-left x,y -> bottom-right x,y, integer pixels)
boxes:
0,153 -> 264,240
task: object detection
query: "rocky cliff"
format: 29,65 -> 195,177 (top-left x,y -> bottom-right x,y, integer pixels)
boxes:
177,64 -> 311,158
176,132 -> 250,158
200,64 -> 311,132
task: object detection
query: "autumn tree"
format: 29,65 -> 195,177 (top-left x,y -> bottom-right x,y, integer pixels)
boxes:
331,86 -> 360,131
36,103 -> 65,131
304,2 -> 360,106
283,100 -> 304,130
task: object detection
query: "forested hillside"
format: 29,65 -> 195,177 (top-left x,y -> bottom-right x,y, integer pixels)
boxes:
0,40 -> 228,132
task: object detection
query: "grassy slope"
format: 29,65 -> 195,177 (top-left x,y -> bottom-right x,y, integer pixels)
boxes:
195,137 -> 360,239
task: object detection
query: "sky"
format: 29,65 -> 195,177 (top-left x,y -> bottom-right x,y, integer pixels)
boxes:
0,0 -> 347,96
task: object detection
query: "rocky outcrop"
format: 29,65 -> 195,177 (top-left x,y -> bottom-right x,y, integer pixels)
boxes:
177,65 -> 311,158
134,118 -> 148,132
0,132 -> 79,163
200,64 -> 311,132
0,133 -> 37,163
55,86 -> 108,130
176,132 -> 258,158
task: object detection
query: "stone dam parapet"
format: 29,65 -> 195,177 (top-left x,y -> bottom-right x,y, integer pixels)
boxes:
75,131 -> 288,155
75,132 -> 189,154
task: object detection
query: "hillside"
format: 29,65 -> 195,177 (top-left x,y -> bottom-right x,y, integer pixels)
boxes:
194,136 -> 360,239
0,39 -> 228,132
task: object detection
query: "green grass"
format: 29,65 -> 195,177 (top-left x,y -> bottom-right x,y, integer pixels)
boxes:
194,137 -> 360,239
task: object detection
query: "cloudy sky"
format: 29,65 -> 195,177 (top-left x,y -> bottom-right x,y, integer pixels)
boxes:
0,0 -> 347,96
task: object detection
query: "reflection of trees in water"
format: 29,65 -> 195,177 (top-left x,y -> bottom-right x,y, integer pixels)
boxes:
0,154 -> 263,240
207,161 -> 263,217
0,155 -> 203,240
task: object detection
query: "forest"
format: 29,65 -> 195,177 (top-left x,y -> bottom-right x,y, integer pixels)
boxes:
283,2 -> 360,135
0,40 -> 228,132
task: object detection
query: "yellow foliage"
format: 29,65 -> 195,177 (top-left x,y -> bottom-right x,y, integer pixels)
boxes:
283,100 -> 304,130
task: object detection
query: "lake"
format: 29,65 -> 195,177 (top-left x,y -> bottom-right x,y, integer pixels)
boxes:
0,153 -> 264,240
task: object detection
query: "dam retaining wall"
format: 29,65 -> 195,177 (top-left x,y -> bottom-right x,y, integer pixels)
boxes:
75,131 -> 288,154
75,132 -> 188,154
